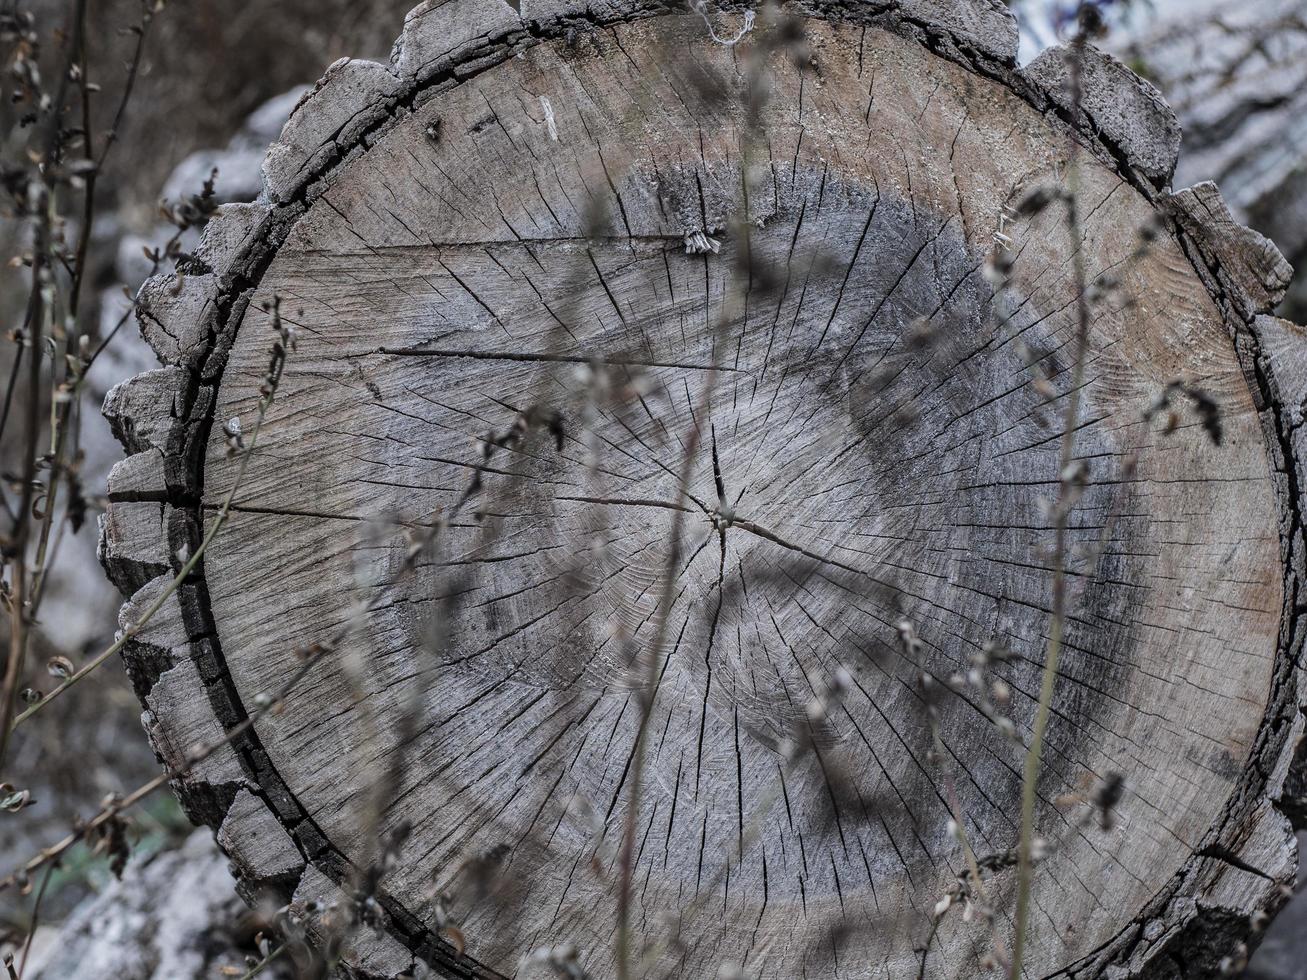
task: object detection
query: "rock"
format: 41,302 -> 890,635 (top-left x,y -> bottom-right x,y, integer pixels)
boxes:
23,830 -> 287,980
161,87 -> 312,205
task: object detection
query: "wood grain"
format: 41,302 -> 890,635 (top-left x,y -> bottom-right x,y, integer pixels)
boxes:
99,3 -> 1307,978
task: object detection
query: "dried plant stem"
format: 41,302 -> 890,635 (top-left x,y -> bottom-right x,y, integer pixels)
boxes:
15,864 -> 54,979
83,226 -> 184,378
615,58 -> 776,972
0,560 -> 28,763
10,367 -> 278,732
5,679 -> 270,891
0,0 -> 91,771
0,598 -> 335,893
614,362 -> 717,980
0,303 -> 30,450
1,752 -> 210,890
920,682 -> 1008,976
1011,594 -> 1066,977
0,238 -> 51,772
237,943 -> 289,980
68,0 -> 153,331
1010,26 -> 1091,980
916,916 -> 943,980
29,7 -> 156,617
633,751 -> 803,978
26,403 -> 70,615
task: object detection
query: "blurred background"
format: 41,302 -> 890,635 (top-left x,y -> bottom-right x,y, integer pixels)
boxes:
1,1 -> 1303,976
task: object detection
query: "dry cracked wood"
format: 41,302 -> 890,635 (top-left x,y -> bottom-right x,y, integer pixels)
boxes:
98,2 -> 1307,978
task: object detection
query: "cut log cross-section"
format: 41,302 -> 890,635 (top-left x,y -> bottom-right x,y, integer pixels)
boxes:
99,2 -> 1307,978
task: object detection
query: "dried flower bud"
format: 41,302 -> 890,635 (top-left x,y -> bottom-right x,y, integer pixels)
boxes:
223,416 -> 245,456
932,893 -> 953,919
0,784 -> 34,813
47,655 -> 74,679
1091,771 -> 1125,831
684,230 -> 721,255
1014,184 -> 1062,218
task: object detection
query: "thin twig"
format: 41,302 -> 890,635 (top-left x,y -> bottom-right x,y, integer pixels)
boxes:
0,641 -> 321,893
12,319 -> 282,731
0,0 -> 90,773
15,864 -> 54,979
1009,16 -> 1093,979
237,942 -> 289,980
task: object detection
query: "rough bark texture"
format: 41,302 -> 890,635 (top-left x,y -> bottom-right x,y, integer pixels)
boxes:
98,2 -> 1307,978
1115,0 -> 1307,322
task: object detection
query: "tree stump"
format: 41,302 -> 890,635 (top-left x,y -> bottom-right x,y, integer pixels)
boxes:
99,2 -> 1307,977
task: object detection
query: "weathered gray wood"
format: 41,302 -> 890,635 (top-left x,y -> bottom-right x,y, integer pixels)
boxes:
219,788 -> 307,884
1114,0 -> 1307,319
1165,182 -> 1293,317
98,2 -> 1307,978
1023,42 -> 1182,187
291,865 -> 422,977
